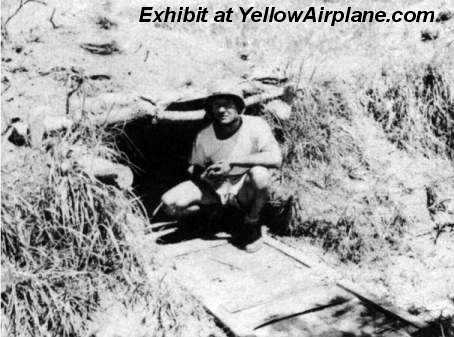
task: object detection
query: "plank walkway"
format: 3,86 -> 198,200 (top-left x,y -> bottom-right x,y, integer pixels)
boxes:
147,223 -> 426,337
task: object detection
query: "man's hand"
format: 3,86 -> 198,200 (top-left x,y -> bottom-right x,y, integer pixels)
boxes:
202,161 -> 231,178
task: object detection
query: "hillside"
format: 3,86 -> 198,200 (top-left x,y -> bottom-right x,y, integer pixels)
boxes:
2,0 -> 454,336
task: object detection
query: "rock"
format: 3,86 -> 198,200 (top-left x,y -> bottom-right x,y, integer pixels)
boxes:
421,29 -> 439,41
29,112 -> 74,148
95,16 -> 118,30
263,100 -> 292,120
42,115 -> 73,132
436,10 -> 453,23
76,155 -> 133,189
5,118 -> 30,146
80,41 -> 121,55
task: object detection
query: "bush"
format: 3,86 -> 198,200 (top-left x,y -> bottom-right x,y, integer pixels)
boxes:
1,129 -> 148,337
265,75 -> 419,263
364,64 -> 454,159
267,80 -> 354,169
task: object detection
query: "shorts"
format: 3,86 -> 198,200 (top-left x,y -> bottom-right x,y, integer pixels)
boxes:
195,174 -> 249,209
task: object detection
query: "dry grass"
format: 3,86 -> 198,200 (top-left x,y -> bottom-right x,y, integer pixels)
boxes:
364,63 -> 454,159
1,120 -> 224,337
2,0 -> 453,333
1,124 -> 148,336
265,60 -> 453,263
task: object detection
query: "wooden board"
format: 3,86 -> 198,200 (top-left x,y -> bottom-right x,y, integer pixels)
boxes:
173,244 -> 335,314
257,298 -> 413,337
149,227 -> 420,337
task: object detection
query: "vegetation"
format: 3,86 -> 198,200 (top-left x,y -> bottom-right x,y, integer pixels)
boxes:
1,126 -> 221,337
1,125 -> 144,336
2,0 -> 453,335
265,61 -> 453,262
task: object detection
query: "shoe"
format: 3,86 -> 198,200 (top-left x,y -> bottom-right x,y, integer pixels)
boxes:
243,217 -> 263,253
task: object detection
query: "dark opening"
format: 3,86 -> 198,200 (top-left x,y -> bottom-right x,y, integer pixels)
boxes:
113,115 -> 208,215
110,100 -> 288,233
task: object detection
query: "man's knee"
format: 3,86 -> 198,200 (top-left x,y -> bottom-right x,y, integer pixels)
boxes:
161,191 -> 186,217
247,166 -> 271,191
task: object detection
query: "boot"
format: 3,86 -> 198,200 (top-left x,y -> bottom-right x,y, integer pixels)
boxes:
243,216 -> 263,253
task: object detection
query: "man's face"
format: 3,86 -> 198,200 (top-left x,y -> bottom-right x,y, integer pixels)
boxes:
210,97 -> 240,125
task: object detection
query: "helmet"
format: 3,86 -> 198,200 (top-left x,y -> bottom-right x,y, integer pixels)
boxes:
205,81 -> 245,113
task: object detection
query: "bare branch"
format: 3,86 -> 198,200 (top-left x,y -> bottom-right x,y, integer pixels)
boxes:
4,0 -> 47,27
2,0 -> 47,39
49,8 -> 61,29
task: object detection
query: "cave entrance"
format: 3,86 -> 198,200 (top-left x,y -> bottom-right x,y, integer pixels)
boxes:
112,101 -> 209,216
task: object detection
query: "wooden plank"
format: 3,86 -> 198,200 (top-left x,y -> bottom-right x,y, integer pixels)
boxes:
256,305 -> 345,337
162,239 -> 340,336
166,272 -> 257,337
316,298 -> 413,337
81,87 -> 287,126
236,287 -> 354,331
264,236 -> 427,330
337,281 -> 427,329
173,244 -> 320,314
263,236 -> 336,276
151,231 -> 424,336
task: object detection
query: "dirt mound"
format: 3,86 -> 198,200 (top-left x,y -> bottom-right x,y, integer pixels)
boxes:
2,0 -> 454,334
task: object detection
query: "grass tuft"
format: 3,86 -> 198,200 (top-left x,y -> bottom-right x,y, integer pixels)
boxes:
1,124 -> 148,337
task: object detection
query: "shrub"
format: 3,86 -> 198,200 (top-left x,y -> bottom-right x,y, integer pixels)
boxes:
364,64 -> 454,159
1,127 -> 148,337
265,76 -> 414,263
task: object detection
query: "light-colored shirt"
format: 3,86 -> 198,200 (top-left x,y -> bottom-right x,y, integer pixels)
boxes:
190,115 -> 279,177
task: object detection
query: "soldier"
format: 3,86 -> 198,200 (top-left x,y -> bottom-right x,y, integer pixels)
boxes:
161,85 -> 282,252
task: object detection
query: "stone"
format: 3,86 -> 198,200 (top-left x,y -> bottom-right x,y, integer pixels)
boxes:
76,155 -> 133,189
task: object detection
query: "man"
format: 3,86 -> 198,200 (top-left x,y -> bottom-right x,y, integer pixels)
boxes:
161,85 -> 282,252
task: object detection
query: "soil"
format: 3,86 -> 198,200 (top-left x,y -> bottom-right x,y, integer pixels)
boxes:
2,0 -> 454,335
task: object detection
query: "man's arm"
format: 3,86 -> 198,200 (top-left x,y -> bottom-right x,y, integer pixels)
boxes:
187,133 -> 207,178
229,144 -> 282,169
230,119 -> 282,169
206,144 -> 281,178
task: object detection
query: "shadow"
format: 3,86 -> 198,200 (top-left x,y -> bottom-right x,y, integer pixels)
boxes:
110,103 -> 264,218
255,296 -> 351,330
261,195 -> 294,236
153,206 -> 245,245
108,103 -> 291,248
261,293 -> 420,337
166,98 -> 206,111
411,317 -> 454,337
110,115 -> 208,215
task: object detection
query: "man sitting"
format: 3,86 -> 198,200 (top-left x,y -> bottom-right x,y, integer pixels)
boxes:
161,85 -> 282,252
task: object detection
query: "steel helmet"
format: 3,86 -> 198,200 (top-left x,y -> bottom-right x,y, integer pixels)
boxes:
205,81 -> 246,113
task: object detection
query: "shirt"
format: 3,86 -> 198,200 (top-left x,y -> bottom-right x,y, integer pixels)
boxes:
190,115 -> 279,178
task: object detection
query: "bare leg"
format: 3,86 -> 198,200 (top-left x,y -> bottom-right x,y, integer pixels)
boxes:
161,180 -> 218,218
236,166 -> 271,252
237,166 -> 271,220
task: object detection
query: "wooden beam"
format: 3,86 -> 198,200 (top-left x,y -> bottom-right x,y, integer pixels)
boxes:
156,86 -> 287,123
78,86 -> 288,126
264,236 -> 428,330
336,281 -> 427,329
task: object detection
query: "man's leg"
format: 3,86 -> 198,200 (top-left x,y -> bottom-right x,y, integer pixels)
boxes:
237,166 -> 271,220
161,180 -> 218,218
236,166 -> 271,252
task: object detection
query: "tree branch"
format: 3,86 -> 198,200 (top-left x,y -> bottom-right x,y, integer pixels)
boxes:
48,8 -> 61,29
2,0 -> 47,39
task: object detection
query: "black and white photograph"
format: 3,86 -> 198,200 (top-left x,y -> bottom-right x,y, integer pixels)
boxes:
1,1 -> 453,336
